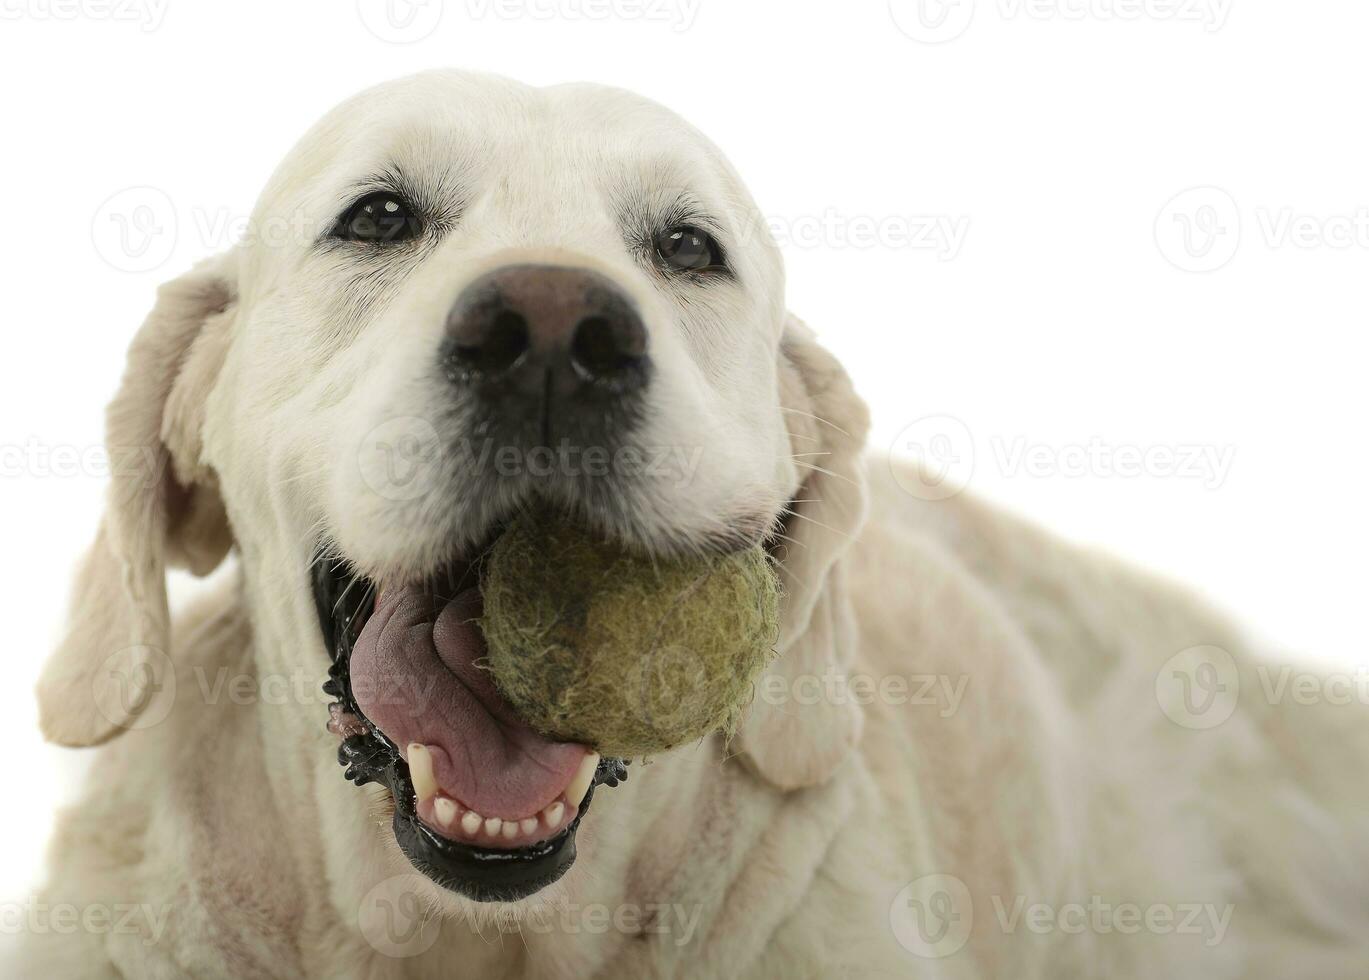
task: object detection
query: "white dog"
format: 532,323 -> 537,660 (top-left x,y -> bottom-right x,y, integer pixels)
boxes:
16,71 -> 1369,978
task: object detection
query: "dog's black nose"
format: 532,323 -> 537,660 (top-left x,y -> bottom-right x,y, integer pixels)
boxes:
443,265 -> 650,404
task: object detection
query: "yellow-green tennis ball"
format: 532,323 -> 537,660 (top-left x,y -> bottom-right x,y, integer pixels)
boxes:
480,508 -> 780,758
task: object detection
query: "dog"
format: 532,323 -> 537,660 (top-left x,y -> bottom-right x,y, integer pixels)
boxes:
15,70 -> 1369,978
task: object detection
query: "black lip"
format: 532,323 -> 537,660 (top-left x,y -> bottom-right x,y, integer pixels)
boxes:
313,553 -> 627,903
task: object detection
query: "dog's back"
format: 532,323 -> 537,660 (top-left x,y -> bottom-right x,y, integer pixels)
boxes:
836,455 -> 1369,977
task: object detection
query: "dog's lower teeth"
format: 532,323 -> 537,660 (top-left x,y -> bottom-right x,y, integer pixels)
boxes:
421,797 -> 578,843
434,797 -> 457,829
402,726 -> 608,846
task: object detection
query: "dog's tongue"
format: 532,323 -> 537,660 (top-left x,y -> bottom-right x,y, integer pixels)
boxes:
349,584 -> 587,820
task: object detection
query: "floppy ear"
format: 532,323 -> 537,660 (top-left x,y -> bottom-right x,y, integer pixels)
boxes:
735,314 -> 870,790
37,253 -> 238,747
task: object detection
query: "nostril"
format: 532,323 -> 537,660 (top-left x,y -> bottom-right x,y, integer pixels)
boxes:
446,267 -> 650,399
453,309 -> 530,377
570,314 -> 648,385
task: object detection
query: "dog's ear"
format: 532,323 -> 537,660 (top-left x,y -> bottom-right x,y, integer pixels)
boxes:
735,314 -> 870,790
37,253 -> 238,747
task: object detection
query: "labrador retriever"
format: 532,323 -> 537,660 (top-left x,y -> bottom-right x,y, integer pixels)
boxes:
16,70 -> 1369,978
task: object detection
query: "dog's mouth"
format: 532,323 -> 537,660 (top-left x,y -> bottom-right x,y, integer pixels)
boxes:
312,528 -> 628,903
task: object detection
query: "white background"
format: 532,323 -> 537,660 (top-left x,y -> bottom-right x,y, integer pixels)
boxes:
1,0 -> 1366,905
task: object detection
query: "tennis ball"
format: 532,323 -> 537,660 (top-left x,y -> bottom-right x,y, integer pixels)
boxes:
480,507 -> 781,757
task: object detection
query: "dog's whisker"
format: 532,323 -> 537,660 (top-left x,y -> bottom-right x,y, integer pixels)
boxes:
780,406 -> 853,438
332,572 -> 370,619
789,460 -> 860,488
769,531 -> 808,551
782,509 -> 856,542
342,581 -> 377,635
769,548 -> 821,592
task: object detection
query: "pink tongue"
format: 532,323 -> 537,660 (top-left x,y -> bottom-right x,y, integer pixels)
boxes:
349,584 -> 587,819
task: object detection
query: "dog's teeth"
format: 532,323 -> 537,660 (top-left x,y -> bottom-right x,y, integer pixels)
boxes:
434,797 -> 457,829
565,752 -> 599,810
519,817 -> 539,835
542,802 -> 565,828
484,817 -> 503,837
460,811 -> 482,837
501,821 -> 519,840
407,743 -> 437,802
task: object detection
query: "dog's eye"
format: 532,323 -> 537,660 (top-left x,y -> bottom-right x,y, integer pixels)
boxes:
331,192 -> 422,243
653,225 -> 726,274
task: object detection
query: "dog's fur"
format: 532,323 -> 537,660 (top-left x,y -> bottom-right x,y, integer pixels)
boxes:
16,71 -> 1369,978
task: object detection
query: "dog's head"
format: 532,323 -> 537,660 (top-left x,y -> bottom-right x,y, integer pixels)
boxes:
38,71 -> 869,906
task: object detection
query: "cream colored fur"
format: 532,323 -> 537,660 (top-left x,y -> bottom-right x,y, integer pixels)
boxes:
14,71 -> 1369,978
